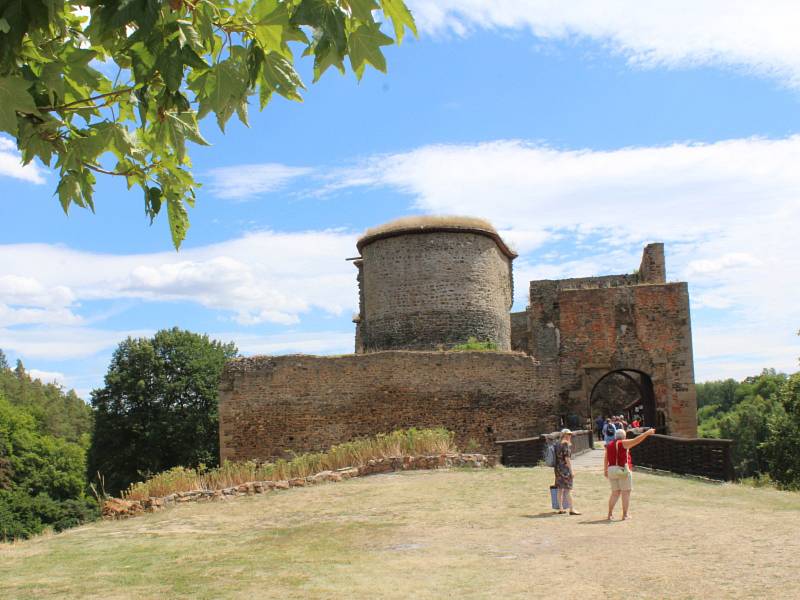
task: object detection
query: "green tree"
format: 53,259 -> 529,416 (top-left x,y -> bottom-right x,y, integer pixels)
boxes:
0,360 -> 92,444
761,375 -> 800,489
0,393 -> 98,540
696,378 -> 739,410
718,392 -> 783,478
0,349 -> 9,371
88,327 -> 238,493
0,0 -> 416,248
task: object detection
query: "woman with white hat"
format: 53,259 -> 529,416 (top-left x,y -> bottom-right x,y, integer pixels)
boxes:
554,428 -> 581,515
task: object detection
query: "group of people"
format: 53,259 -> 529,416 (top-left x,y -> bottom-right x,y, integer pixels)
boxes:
595,414 -> 642,444
552,423 -> 656,520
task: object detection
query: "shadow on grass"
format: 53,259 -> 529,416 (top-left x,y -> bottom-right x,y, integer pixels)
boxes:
520,512 -> 562,519
578,518 -> 614,525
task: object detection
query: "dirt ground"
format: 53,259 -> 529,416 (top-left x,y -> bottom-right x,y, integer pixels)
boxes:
2,462 -> 799,599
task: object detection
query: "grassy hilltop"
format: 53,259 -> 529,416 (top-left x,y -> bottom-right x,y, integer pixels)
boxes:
2,466 -> 799,599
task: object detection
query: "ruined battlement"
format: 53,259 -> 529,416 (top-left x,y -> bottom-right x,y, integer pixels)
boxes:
218,219 -> 697,464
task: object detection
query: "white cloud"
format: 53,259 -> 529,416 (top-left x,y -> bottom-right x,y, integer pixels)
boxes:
0,327 -> 153,360
206,163 -> 313,200
0,229 -> 358,331
409,0 -> 800,87
0,136 -> 46,184
0,275 -> 75,307
27,369 -> 66,385
212,330 -> 354,356
326,135 -> 800,379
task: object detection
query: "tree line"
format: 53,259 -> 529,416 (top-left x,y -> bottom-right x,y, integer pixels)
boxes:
0,328 -> 236,540
3,326 -> 798,540
697,365 -> 800,488
0,351 -> 97,540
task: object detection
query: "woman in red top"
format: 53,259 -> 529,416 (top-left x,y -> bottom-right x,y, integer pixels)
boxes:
603,427 -> 656,520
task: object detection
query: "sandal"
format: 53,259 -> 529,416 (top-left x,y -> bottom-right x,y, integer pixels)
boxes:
569,510 -> 581,516
557,510 -> 566,514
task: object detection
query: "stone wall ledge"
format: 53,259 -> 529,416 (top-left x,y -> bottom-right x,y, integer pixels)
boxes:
102,453 -> 494,520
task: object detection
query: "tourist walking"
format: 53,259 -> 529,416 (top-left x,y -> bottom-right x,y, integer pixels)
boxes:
604,427 -> 656,520
554,429 -> 581,515
602,418 -> 617,446
595,414 -> 605,439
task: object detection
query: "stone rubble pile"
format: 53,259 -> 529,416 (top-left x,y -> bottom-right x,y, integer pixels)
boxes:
102,453 -> 493,520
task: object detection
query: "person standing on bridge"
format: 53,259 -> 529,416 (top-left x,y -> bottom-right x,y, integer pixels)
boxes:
604,427 -> 656,520
554,429 -> 581,515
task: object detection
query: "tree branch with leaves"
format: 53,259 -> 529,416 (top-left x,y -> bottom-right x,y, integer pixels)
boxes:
0,0 -> 416,248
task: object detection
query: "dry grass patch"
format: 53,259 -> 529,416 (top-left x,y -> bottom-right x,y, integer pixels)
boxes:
361,215 -> 498,239
122,427 -> 456,500
2,465 -> 798,599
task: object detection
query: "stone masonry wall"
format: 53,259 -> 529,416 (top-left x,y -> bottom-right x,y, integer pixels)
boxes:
219,351 -> 558,462
543,283 -> 697,437
358,232 -> 513,351
510,311 -> 530,353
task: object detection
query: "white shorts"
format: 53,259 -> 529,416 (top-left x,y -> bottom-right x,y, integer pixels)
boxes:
608,465 -> 632,491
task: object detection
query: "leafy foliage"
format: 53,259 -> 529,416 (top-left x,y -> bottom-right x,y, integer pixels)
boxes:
697,367 -> 800,486
0,359 -> 92,444
760,373 -> 800,489
0,383 -> 98,541
88,327 -> 238,494
1,0 -> 416,248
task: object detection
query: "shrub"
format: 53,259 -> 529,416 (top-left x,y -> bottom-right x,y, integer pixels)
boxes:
452,337 -> 498,352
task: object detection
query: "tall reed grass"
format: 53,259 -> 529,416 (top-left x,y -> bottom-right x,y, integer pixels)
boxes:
123,428 -> 456,501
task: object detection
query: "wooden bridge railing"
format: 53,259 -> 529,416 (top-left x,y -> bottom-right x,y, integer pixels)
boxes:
496,430 -> 592,467
627,431 -> 736,481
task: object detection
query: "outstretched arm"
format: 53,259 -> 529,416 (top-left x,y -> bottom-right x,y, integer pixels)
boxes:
622,428 -> 656,450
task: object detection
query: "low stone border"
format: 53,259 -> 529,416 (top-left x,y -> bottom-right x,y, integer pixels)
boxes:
102,453 -> 494,520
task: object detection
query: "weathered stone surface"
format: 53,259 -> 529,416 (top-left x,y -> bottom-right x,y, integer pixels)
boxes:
523,245 -> 697,437
219,351 -> 556,462
357,229 -> 515,352
217,226 -> 697,460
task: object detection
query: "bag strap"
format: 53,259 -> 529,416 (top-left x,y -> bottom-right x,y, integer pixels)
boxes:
616,440 -> 625,467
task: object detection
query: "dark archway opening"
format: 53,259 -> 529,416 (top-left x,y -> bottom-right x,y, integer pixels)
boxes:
589,369 -> 662,433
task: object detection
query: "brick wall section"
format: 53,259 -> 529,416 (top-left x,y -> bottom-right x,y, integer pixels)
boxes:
219,351 -> 558,462
639,243 -> 666,284
358,232 -> 514,351
510,311 -> 530,353
533,282 -> 696,437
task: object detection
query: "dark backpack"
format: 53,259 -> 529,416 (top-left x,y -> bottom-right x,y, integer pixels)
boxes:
604,423 -> 616,438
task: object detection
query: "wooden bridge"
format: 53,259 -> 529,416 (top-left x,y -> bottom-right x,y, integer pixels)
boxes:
496,429 -> 736,481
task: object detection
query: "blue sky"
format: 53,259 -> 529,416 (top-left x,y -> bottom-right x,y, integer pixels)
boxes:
1,1 -> 799,398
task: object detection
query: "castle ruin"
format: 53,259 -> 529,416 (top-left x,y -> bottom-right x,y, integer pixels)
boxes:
219,217 -> 697,462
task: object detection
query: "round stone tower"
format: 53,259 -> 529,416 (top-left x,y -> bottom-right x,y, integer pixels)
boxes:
354,216 -> 517,352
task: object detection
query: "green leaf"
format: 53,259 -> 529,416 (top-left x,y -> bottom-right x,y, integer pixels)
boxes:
254,0 -> 288,52
57,172 -> 81,213
166,196 -> 190,250
196,59 -> 249,131
260,52 -> 304,107
346,0 -> 380,21
348,22 -> 393,77
0,76 -> 39,135
145,186 -> 162,222
292,0 -> 348,61
39,62 -> 65,105
380,0 -> 417,43
55,169 -> 95,213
